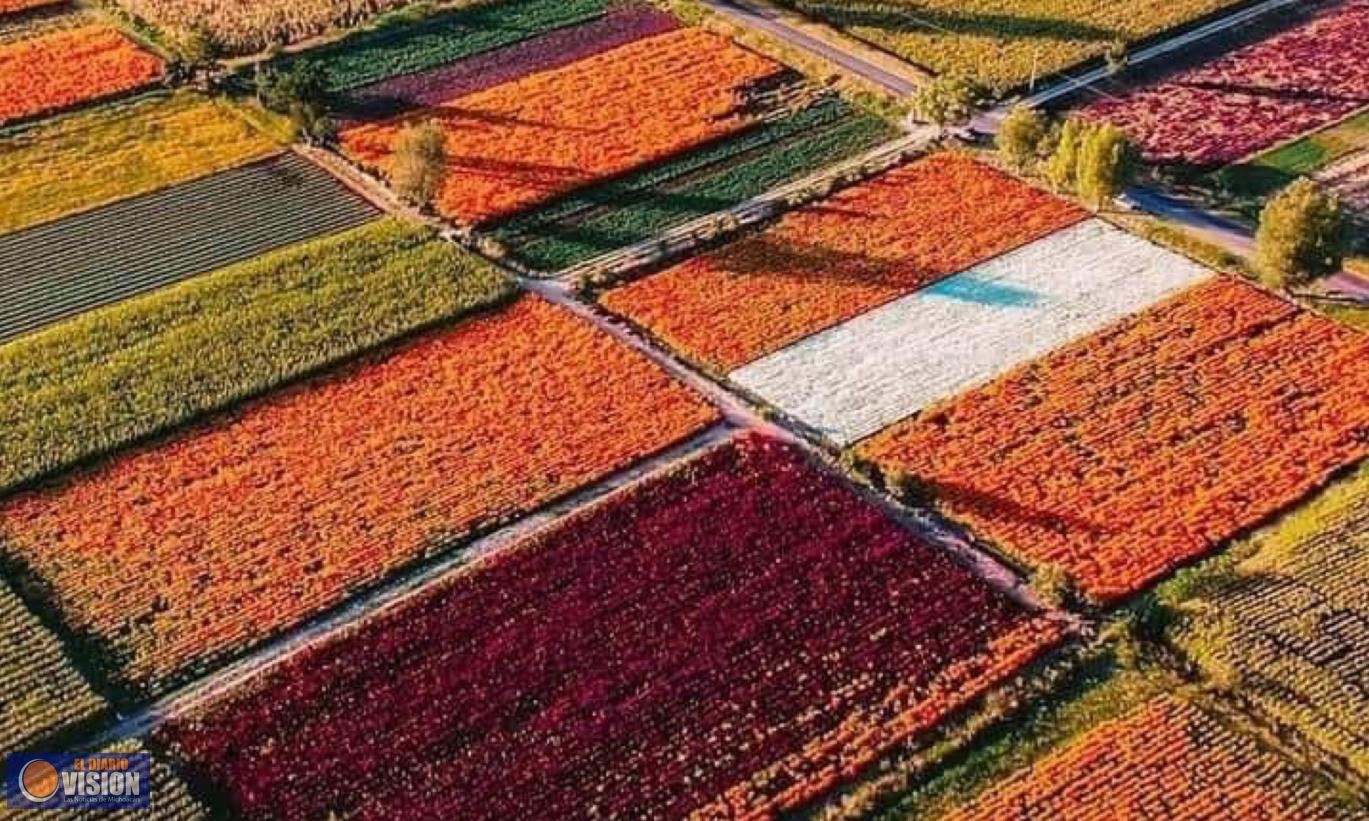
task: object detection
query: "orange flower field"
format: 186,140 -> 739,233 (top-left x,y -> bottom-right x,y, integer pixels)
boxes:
862,277 -> 1369,603
0,25 -> 164,124
340,27 -> 779,225
0,296 -> 718,694
0,0 -> 62,14
601,153 -> 1086,371
944,696 -> 1345,820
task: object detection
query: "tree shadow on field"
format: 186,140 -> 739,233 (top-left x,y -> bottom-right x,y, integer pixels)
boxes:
793,1 -> 1119,43
716,234 -> 913,287
921,476 -> 1114,539
1174,80 -> 1369,108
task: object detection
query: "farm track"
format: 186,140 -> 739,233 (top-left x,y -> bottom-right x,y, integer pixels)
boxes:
0,152 -> 378,343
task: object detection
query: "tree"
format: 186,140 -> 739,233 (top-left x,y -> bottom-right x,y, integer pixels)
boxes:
256,60 -> 333,144
1045,117 -> 1086,193
390,120 -> 447,209
1076,122 -> 1137,208
1255,178 -> 1345,288
997,105 -> 1050,171
910,74 -> 980,126
1104,40 -> 1129,76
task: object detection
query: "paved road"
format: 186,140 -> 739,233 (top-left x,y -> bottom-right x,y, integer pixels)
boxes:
698,0 -> 920,96
972,0 -> 1307,132
1125,185 -> 1369,301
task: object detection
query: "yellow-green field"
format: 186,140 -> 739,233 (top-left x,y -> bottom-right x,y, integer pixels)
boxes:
0,91 -> 279,234
783,0 -> 1243,91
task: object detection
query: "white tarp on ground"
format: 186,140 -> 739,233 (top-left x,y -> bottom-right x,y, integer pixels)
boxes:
730,219 -> 1213,445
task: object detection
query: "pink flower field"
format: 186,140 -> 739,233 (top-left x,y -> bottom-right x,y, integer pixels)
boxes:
1083,0 -> 1369,166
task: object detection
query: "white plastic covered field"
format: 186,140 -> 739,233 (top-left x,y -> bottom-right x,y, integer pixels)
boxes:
730,219 -> 1213,444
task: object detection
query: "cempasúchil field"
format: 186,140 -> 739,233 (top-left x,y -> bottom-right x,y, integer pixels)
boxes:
339,27 -> 781,225
863,277 -> 1369,603
0,24 -> 163,125
1082,0 -> 1369,166
602,152 -> 1085,371
732,220 -> 1211,444
0,296 -> 718,696
943,696 -> 1347,819
157,435 -> 1063,819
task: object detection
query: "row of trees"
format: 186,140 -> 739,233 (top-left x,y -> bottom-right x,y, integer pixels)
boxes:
998,106 -> 1136,208
996,105 -> 1345,289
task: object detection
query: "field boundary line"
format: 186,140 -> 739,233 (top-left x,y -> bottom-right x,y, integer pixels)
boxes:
84,423 -> 734,746
550,128 -> 939,286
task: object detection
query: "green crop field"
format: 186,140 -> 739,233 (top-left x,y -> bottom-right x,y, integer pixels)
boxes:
492,98 -> 897,271
0,219 -> 513,493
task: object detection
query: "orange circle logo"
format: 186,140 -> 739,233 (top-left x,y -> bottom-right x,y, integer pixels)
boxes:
19,760 -> 59,802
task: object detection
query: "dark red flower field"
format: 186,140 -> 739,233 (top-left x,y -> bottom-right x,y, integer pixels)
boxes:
159,435 -> 1062,820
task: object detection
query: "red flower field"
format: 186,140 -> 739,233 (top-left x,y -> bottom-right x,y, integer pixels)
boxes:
0,296 -> 718,693
601,152 -> 1085,371
945,696 -> 1345,820
1082,0 -> 1369,165
0,25 -> 164,124
862,277 -> 1369,603
158,435 -> 1064,820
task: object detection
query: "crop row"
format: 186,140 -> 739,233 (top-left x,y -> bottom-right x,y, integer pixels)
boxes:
944,696 -> 1346,819
0,577 -> 104,751
495,97 -> 897,271
0,92 -> 278,235
0,23 -> 163,125
1159,465 -> 1369,778
863,277 -> 1369,603
345,3 -> 673,113
602,152 -> 1084,371
0,296 -> 718,695
0,151 -> 377,342
156,434 -> 1062,819
0,218 -> 512,494
780,0 -> 1243,92
1083,0 -> 1369,165
339,27 -> 781,225
733,219 -> 1211,444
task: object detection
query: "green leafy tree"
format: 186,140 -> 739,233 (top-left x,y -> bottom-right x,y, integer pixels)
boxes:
390,120 -> 447,209
997,105 -> 1050,171
1076,122 -> 1137,208
257,60 -> 334,144
1255,178 -> 1345,289
1045,117 -> 1086,193
911,75 -> 980,126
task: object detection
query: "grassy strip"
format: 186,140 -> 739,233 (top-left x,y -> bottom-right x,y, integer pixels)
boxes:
494,100 -> 896,270
1215,108 -> 1369,204
275,0 -> 608,91
0,91 -> 279,234
0,218 -> 513,494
